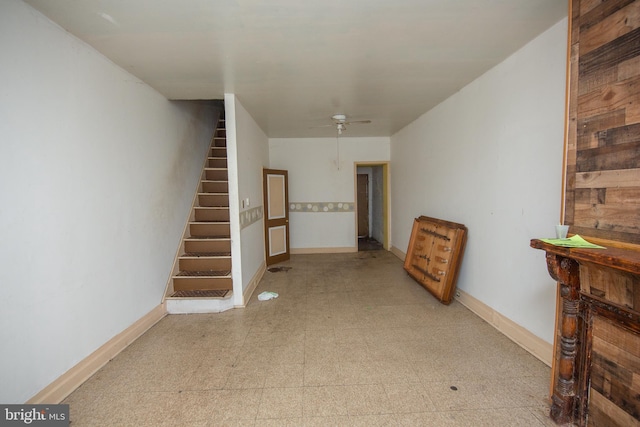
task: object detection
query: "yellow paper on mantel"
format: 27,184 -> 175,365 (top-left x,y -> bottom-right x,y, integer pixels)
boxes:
540,234 -> 606,249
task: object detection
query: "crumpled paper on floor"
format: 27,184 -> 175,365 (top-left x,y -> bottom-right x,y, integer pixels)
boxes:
258,291 -> 279,301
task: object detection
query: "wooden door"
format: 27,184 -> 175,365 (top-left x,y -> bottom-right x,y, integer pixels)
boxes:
357,174 -> 369,238
263,169 -> 290,266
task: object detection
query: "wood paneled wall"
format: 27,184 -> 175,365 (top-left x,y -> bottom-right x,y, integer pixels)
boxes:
564,0 -> 640,244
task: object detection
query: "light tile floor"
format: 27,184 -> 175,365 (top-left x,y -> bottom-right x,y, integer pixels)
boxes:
63,250 -> 556,426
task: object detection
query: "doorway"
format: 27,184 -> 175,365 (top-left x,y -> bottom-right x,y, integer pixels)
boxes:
355,163 -> 389,251
357,173 -> 369,238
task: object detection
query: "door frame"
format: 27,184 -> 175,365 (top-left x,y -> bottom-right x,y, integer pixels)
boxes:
353,162 -> 390,250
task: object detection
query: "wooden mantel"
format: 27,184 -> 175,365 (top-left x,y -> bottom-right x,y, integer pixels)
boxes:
531,238 -> 640,426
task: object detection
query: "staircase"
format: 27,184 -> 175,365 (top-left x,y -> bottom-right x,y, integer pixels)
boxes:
165,116 -> 234,313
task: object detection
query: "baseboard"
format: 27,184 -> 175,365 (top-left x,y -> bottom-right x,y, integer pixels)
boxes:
390,245 -> 406,261
27,304 -> 167,404
455,289 -> 553,367
389,244 -> 551,366
237,261 -> 266,307
291,247 -> 357,254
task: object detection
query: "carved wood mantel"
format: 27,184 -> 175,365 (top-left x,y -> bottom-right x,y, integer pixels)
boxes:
531,238 -> 640,426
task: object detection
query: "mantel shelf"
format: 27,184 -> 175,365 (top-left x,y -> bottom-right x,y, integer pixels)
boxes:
530,238 -> 640,276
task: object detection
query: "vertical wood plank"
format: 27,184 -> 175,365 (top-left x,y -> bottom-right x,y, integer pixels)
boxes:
564,0 -> 640,245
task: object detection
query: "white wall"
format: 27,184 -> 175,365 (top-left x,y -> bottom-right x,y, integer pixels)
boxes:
269,137 -> 390,250
225,94 -> 269,305
0,0 -> 216,402
391,18 -> 568,344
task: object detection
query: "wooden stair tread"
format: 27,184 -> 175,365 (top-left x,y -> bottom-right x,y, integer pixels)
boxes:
170,289 -> 229,298
182,252 -> 231,257
174,270 -> 231,277
190,221 -> 230,224
185,237 -> 230,240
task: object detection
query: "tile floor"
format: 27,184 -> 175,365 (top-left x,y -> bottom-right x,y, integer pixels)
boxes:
64,250 -> 556,426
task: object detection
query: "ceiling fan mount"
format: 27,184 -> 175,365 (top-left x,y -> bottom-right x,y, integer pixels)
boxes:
329,113 -> 371,134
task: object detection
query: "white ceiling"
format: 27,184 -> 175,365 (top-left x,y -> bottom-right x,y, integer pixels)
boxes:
25,0 -> 567,138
